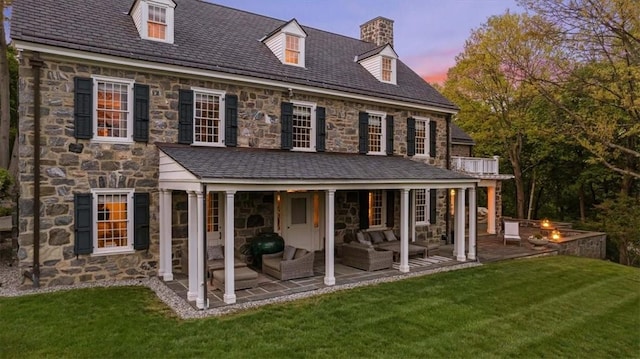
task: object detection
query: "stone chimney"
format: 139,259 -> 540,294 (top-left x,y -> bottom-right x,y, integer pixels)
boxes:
360,16 -> 394,47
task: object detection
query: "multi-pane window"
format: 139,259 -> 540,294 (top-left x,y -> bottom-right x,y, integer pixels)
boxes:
95,78 -> 132,140
368,114 -> 384,153
369,190 -> 384,227
207,192 -> 220,233
415,118 -> 427,155
285,34 -> 300,65
293,104 -> 313,149
194,91 -> 223,145
147,5 -> 167,40
382,57 -> 392,82
95,191 -> 132,252
415,189 -> 428,224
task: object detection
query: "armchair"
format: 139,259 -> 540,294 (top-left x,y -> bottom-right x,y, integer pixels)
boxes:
262,248 -> 315,280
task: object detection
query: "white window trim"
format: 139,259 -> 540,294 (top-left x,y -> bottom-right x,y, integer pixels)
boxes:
91,75 -> 135,143
379,56 -> 397,84
284,33 -> 305,67
291,100 -> 317,152
366,110 -> 387,156
414,116 -> 431,158
191,87 -> 226,147
415,188 -> 431,226
91,188 -> 135,256
141,0 -> 175,44
369,190 -> 387,229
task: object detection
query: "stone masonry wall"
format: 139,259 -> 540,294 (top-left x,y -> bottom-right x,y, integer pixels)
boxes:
18,52 -> 450,286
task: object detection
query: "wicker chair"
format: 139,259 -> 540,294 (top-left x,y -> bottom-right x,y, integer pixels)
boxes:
341,242 -> 393,271
262,249 -> 315,280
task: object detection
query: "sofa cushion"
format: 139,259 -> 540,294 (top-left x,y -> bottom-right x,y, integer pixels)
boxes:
384,230 -> 398,242
294,248 -> 308,259
283,245 -> 297,260
349,242 -> 372,249
369,231 -> 385,244
263,256 -> 281,271
208,245 -> 224,260
356,232 -> 372,245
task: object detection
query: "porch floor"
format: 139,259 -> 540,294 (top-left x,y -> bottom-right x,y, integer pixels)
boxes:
165,230 -> 556,309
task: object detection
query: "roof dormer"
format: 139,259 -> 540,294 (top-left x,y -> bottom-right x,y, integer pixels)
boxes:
356,44 -> 398,85
262,19 -> 307,68
130,0 -> 176,44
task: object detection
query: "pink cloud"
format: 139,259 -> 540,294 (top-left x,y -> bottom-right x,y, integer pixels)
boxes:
403,46 -> 461,85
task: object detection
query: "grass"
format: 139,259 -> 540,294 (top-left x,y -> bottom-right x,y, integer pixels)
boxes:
0,256 -> 638,358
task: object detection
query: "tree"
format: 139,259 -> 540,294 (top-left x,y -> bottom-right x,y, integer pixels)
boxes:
0,3 -> 11,169
515,0 -> 640,192
443,12 -> 555,219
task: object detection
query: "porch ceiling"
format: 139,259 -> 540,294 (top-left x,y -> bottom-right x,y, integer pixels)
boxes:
157,143 -> 477,189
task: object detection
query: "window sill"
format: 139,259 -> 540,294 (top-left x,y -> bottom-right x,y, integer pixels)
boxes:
366,152 -> 387,156
192,142 -> 225,147
415,222 -> 431,227
91,138 -> 134,144
91,248 -> 135,257
291,147 -> 316,152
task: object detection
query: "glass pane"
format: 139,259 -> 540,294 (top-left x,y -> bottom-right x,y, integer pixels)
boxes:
291,197 -> 307,225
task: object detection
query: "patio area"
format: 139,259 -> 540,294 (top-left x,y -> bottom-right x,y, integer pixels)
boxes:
165,230 -> 557,309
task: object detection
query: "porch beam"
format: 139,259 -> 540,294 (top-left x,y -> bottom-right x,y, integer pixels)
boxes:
223,190 -> 237,304
468,186 -> 477,261
161,189 -> 173,281
455,188 -> 466,262
399,188 -> 410,273
187,191 -> 197,301
196,191 -> 208,310
324,189 -> 336,286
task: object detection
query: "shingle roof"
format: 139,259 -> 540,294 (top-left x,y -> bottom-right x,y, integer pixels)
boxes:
451,123 -> 475,145
156,143 -> 473,182
11,0 -> 457,111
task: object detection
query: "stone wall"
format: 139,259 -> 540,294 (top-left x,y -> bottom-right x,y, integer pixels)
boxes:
548,232 -> 606,259
17,52 -> 452,287
451,144 -> 472,157
360,17 -> 394,47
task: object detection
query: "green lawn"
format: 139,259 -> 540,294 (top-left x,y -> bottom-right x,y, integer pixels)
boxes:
1,256 -> 638,358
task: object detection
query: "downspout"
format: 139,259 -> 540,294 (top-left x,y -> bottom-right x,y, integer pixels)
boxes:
445,114 -> 452,244
202,184 -> 208,309
31,52 -> 43,288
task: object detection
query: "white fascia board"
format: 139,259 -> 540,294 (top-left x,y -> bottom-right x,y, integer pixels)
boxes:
14,41 -> 458,115
379,45 -> 398,59
282,20 -> 306,37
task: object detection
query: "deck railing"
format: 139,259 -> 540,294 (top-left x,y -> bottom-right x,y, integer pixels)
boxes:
451,156 -> 500,175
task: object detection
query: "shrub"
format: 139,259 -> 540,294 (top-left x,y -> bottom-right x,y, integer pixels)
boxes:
0,168 -> 13,200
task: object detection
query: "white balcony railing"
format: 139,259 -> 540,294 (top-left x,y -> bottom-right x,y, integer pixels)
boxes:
451,156 -> 500,175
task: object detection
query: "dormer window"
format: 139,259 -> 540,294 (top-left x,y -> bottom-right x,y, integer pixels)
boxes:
147,5 -> 167,40
130,0 -> 176,44
356,44 -> 398,84
262,19 -> 307,68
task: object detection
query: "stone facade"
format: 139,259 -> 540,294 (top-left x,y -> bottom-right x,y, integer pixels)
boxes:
548,232 -> 606,259
360,16 -> 394,47
451,144 -> 472,157
18,53 -> 451,286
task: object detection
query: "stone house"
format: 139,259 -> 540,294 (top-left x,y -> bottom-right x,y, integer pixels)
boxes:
11,0 -> 507,307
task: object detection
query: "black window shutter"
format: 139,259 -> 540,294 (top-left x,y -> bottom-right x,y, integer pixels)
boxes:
358,190 -> 370,230
429,120 -> 437,157
281,102 -> 293,150
225,94 -> 238,147
386,115 -> 394,155
178,89 -> 194,144
386,190 -> 395,228
407,117 -> 416,156
429,189 -> 437,224
358,111 -> 369,154
133,84 -> 149,142
316,107 -> 326,152
134,193 -> 150,250
74,193 -> 93,255
74,77 -> 93,139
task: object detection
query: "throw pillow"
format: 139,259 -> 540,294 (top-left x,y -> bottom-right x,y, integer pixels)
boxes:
384,230 -> 398,242
293,248 -> 308,259
369,231 -> 385,244
356,232 -> 372,245
207,245 -> 224,260
283,245 -> 297,261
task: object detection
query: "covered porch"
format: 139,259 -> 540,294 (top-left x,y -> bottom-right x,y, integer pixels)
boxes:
156,143 -> 479,309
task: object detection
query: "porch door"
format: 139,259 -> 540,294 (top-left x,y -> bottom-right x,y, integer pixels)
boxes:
283,193 -> 314,250
206,192 -> 224,244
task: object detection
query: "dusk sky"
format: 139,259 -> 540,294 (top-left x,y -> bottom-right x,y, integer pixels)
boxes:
210,0 -> 522,84
4,1 -> 522,84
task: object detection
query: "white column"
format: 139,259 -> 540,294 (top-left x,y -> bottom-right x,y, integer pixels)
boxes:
487,186 -> 496,234
410,189 -> 416,242
468,186 -> 477,261
324,189 -> 336,286
158,189 -> 166,279
187,191 -> 198,301
195,191 -> 208,310
161,189 -> 174,281
399,188 -> 410,273
455,188 -> 466,262
223,190 -> 237,304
